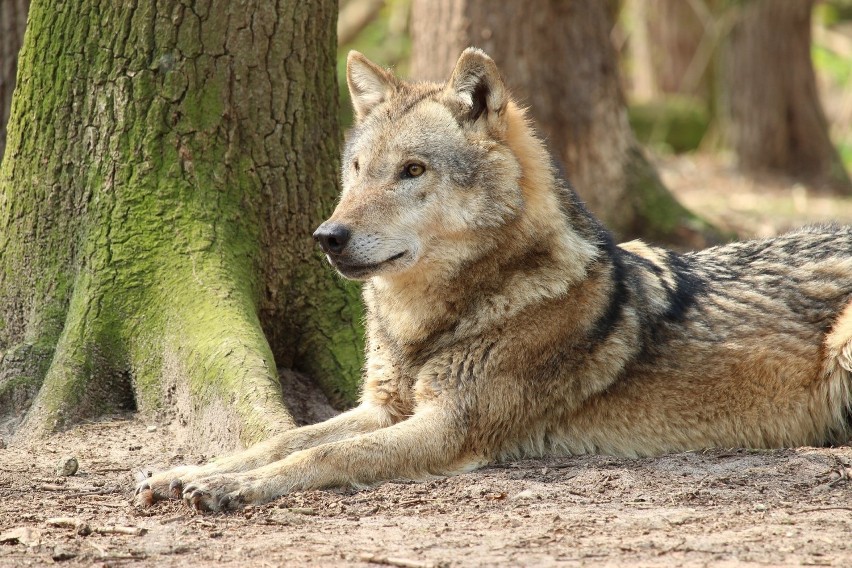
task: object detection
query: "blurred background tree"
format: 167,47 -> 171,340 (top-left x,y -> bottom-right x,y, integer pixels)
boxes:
0,0 -> 29,162
628,0 -> 851,192
717,0 -> 851,192
629,0 -> 712,103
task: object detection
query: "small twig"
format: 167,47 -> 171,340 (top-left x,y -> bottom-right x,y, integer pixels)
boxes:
358,553 -> 447,568
40,484 -> 117,495
93,525 -> 147,536
795,506 -> 852,513
65,488 -> 120,497
47,517 -> 146,536
97,553 -> 148,561
91,501 -> 126,509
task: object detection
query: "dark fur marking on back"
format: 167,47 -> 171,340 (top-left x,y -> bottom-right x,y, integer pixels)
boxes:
586,240 -> 629,351
663,252 -> 708,322
624,251 -> 710,367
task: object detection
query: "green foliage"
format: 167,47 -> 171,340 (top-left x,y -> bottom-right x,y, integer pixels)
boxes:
812,39 -> 852,171
839,141 -> 852,170
812,45 -> 852,87
337,0 -> 411,130
629,97 -> 711,154
814,0 -> 852,25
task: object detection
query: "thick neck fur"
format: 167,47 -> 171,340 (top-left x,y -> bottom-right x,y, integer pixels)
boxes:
365,102 -> 607,355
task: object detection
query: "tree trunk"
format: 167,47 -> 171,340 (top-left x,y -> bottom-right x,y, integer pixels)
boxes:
718,0 -> 851,192
409,0 -> 719,246
629,0 -> 711,102
0,0 -> 362,452
0,0 -> 29,162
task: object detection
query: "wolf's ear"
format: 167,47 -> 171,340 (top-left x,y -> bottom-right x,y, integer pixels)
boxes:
347,51 -> 398,122
446,48 -> 507,127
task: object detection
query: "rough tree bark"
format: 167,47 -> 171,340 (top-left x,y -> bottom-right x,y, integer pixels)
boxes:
0,0 -> 363,451
410,0 -> 718,246
718,0 -> 851,192
0,0 -> 30,161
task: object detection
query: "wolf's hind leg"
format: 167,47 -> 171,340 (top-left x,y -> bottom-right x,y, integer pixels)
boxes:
136,404 -> 394,504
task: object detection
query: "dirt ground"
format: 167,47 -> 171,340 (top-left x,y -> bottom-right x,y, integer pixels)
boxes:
0,417 -> 851,567
1,157 -> 852,568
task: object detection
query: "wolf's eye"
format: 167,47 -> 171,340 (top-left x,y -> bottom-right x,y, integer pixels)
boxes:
403,162 -> 425,178
353,159 -> 360,173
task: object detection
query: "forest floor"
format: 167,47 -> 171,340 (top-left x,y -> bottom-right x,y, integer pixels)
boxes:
2,154 -> 852,568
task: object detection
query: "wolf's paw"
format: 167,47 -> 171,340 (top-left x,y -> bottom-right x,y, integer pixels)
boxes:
134,464 -> 212,507
181,474 -> 262,512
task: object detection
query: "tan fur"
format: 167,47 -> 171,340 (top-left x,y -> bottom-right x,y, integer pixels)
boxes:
137,49 -> 852,512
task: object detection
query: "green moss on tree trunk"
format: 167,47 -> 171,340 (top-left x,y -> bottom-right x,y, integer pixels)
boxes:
0,0 -> 362,450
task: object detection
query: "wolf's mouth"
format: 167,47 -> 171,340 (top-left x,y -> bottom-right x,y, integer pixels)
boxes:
331,251 -> 407,279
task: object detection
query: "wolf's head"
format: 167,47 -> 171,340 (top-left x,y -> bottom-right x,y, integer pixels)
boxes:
315,49 -> 596,284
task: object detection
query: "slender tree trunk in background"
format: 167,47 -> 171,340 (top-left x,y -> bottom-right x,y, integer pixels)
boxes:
719,0 -> 851,192
0,0 -> 29,162
0,0 -> 363,451
338,0 -> 386,46
629,0 -> 710,101
410,0 -> 719,246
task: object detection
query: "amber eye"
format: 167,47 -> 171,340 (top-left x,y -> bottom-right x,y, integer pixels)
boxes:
403,163 -> 425,178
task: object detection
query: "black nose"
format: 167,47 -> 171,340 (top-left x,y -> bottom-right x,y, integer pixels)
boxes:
313,223 -> 352,255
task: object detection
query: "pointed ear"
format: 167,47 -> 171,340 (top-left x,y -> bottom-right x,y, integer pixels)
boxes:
446,48 -> 507,125
347,51 -> 399,121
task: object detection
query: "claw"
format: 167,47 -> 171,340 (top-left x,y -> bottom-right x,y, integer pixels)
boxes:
187,489 -> 211,512
186,491 -> 199,508
184,485 -> 205,503
134,487 -> 156,508
169,478 -> 183,499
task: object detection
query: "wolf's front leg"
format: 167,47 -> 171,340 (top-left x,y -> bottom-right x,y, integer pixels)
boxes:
135,404 -> 393,505
181,406 -> 479,511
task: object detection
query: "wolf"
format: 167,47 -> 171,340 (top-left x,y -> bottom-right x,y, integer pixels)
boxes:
137,48 -> 852,512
